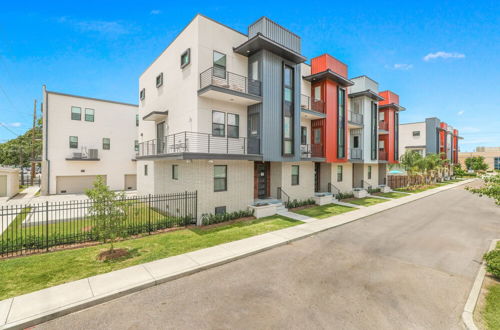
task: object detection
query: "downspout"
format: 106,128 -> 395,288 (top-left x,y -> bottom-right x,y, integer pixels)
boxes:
43,85 -> 50,194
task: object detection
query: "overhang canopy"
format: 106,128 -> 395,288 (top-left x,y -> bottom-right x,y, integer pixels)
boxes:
233,33 -> 306,64
303,69 -> 354,87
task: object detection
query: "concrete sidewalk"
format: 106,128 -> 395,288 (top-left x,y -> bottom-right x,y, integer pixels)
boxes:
0,179 -> 475,330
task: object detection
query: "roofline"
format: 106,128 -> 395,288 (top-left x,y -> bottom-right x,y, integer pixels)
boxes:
349,75 -> 380,85
312,53 -> 349,68
247,16 -> 301,39
400,121 -> 424,125
46,90 -> 138,107
140,14 -> 247,78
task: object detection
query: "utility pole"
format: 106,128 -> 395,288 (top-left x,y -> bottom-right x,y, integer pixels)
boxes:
30,100 -> 37,185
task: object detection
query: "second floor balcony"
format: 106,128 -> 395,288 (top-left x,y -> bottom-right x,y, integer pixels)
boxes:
349,148 -> 363,161
379,121 -> 389,133
137,131 -> 262,161
198,67 -> 262,106
301,144 -> 324,159
348,111 -> 363,127
300,95 -> 326,119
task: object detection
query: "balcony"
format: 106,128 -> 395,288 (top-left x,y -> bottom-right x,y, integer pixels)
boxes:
349,148 -> 363,161
301,144 -> 324,159
300,95 -> 326,119
198,67 -> 262,106
348,111 -> 363,128
379,150 -> 388,161
65,148 -> 99,161
137,131 -> 262,160
379,121 -> 389,133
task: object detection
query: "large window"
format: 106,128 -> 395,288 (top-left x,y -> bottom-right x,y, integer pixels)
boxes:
337,165 -> 343,182
180,49 -> 190,68
291,165 -> 299,185
301,126 -> 307,145
251,61 -> 259,81
71,107 -> 81,120
69,136 -> 78,149
227,113 -> 239,138
214,165 -> 227,192
172,164 -> 179,180
371,102 -> 378,160
282,64 -> 294,156
314,85 -> 321,101
313,128 -> 321,145
337,87 -> 346,158
103,138 -> 110,150
213,51 -> 226,78
212,111 -> 225,137
85,108 -> 94,122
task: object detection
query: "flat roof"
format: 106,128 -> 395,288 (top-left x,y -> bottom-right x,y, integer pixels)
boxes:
46,90 -> 138,107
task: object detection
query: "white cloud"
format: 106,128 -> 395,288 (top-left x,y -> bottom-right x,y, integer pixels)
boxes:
423,51 -> 465,61
1,122 -> 22,128
457,110 -> 465,116
392,63 -> 413,70
150,9 -> 161,15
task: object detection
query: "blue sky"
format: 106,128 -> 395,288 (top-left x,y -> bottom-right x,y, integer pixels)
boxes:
0,0 -> 498,151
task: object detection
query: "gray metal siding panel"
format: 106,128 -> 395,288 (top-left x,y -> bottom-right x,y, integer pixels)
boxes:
248,17 -> 301,53
425,118 -> 440,154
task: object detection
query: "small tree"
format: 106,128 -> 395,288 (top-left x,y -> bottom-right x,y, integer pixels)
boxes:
466,174 -> 500,205
465,156 -> 488,172
86,176 -> 128,254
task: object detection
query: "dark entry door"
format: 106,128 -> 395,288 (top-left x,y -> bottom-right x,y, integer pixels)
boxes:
314,162 -> 321,192
255,162 -> 268,199
156,122 -> 164,154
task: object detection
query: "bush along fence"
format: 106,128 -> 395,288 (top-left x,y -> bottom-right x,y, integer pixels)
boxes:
0,191 -> 197,257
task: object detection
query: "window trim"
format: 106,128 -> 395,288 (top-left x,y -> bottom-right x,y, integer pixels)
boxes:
71,106 -> 81,121
172,164 -> 179,180
84,108 -> 94,122
69,136 -> 78,149
227,113 -> 239,138
212,110 -> 226,137
291,165 -> 300,185
214,165 -> 227,192
156,73 -> 163,88
215,206 -> 226,215
102,138 -> 110,150
180,48 -> 191,69
282,63 -> 295,156
337,165 -> 343,182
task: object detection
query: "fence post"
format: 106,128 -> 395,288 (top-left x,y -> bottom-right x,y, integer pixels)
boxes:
148,194 -> 152,235
45,201 -> 49,252
184,191 -> 188,226
195,191 -> 198,225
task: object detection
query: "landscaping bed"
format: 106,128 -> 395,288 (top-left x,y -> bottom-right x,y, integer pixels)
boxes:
0,215 -> 301,300
294,203 -> 354,219
341,197 -> 389,206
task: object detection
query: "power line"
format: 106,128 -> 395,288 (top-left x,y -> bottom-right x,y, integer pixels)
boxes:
0,122 -> 20,137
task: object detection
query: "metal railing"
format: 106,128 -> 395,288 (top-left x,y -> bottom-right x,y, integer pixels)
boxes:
349,111 -> 363,125
276,187 -> 290,205
137,132 -> 261,157
327,183 -> 340,197
379,121 -> 389,131
379,150 -> 388,161
361,180 -> 372,191
301,144 -> 324,158
199,67 -> 262,96
0,192 -> 197,258
350,148 -> 363,160
301,95 -> 326,114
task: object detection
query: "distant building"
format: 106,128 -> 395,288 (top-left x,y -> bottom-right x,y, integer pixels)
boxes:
458,147 -> 500,170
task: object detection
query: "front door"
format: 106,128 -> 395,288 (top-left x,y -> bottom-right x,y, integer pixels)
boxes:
254,162 -> 269,199
314,162 -> 321,192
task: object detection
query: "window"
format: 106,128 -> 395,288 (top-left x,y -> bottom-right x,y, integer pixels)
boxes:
314,85 -> 321,101
337,87 -> 346,158
353,101 -> 360,114
156,73 -> 163,87
313,128 -> 321,145
140,88 -> 145,101
337,165 -> 343,182
353,135 -> 359,148
379,112 -> 385,121
494,157 -> 500,170
291,165 -> 299,185
227,113 -> 239,138
71,106 -> 81,120
84,108 -> 94,122
103,138 -> 110,150
301,126 -> 307,145
134,140 -> 139,152
215,206 -> 226,215
172,164 -> 179,180
69,136 -> 78,149
251,61 -> 259,81
379,140 -> 385,149
212,111 -> 225,137
371,102 -> 378,160
213,51 -> 226,78
394,112 -> 399,160
144,165 -> 148,176
180,48 -> 190,68
214,165 -> 227,192
249,113 -> 259,136
368,166 -> 372,179
413,131 -> 420,137
136,114 -> 139,127
282,64 -> 295,156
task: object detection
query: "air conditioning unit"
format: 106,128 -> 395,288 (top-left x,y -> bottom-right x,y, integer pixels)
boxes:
88,149 -> 98,159
73,152 -> 82,159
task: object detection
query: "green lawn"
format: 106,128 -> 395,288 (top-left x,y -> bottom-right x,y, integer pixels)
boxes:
482,282 -> 500,330
341,197 -> 389,206
294,203 -> 355,219
0,215 -> 300,300
372,192 -> 409,199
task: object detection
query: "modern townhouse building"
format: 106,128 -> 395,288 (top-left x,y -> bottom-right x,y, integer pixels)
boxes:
378,90 -> 405,168
399,117 -> 461,165
41,87 -> 138,195
348,76 -> 386,189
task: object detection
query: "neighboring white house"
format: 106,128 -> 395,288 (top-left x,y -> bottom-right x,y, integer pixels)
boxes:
41,86 -> 138,195
399,121 -> 427,157
0,168 -> 20,198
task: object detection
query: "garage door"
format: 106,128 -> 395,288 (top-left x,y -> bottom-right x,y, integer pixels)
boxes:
124,174 -> 137,190
56,175 -> 107,194
0,175 -> 7,197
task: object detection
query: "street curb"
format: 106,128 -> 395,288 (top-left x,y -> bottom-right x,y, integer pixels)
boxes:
0,178 -> 475,329
462,239 -> 499,330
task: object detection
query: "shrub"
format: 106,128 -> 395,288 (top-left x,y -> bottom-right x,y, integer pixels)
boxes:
368,187 -> 381,194
337,192 -> 354,200
201,209 -> 254,226
484,249 -> 500,278
285,198 -> 315,209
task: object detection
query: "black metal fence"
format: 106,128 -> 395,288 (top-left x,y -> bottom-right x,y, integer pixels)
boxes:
200,67 -> 262,96
0,192 -> 197,257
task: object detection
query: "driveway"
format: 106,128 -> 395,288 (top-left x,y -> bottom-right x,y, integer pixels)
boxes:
36,181 -> 500,330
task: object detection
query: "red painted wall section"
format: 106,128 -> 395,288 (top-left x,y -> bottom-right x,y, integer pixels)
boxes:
379,91 -> 399,106
453,129 -> 459,163
378,90 -> 401,164
439,122 -> 447,156
311,54 -> 348,78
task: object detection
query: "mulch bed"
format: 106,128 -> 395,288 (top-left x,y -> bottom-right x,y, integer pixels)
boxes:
200,216 -> 256,229
97,248 -> 129,261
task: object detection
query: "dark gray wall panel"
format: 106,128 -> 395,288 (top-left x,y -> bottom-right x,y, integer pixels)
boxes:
425,117 -> 440,154
248,17 -> 301,53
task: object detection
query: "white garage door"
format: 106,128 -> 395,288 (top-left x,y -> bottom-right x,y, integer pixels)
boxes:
124,174 -> 137,190
56,175 -> 107,194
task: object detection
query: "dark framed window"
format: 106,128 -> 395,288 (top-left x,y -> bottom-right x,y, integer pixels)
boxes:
212,111 -> 225,137
368,165 -> 372,179
134,140 -> 139,152
71,106 -> 81,120
413,131 -> 420,137
144,165 -> 148,176
156,73 -> 163,87
313,128 -> 321,145
282,64 -> 295,156
103,138 -> 110,150
337,165 -> 343,182
371,102 -> 378,160
140,88 -> 145,100
215,206 -> 226,215
249,113 -> 259,137
353,135 -> 359,148
69,136 -> 78,149
394,112 -> 399,160
180,48 -> 190,68
337,87 -> 346,158
227,113 -> 239,138
136,114 -> 139,127
301,126 -> 307,145
172,164 -> 179,180
291,165 -> 299,185
214,165 -> 227,192
84,108 -> 94,122
213,51 -> 227,78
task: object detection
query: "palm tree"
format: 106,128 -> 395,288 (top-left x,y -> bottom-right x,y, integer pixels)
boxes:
400,151 -> 423,185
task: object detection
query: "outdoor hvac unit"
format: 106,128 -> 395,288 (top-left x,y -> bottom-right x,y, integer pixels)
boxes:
88,149 -> 98,159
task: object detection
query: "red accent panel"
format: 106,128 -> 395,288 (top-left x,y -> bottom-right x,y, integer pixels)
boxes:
311,54 -> 348,78
378,90 -> 402,164
379,90 -> 399,106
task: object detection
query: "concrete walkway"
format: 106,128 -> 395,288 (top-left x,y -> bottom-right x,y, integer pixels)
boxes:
277,210 -> 315,223
333,200 -> 363,208
0,179 -> 476,329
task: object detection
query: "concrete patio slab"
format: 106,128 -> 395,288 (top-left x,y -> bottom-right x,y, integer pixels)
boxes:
88,265 -> 155,297
143,254 -> 199,281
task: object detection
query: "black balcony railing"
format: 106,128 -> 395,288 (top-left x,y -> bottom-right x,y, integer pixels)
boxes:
137,132 -> 260,158
350,148 -> 363,160
379,150 -> 388,161
301,144 -> 324,158
199,67 -> 262,96
349,111 -> 363,125
379,121 -> 389,131
301,95 -> 325,114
